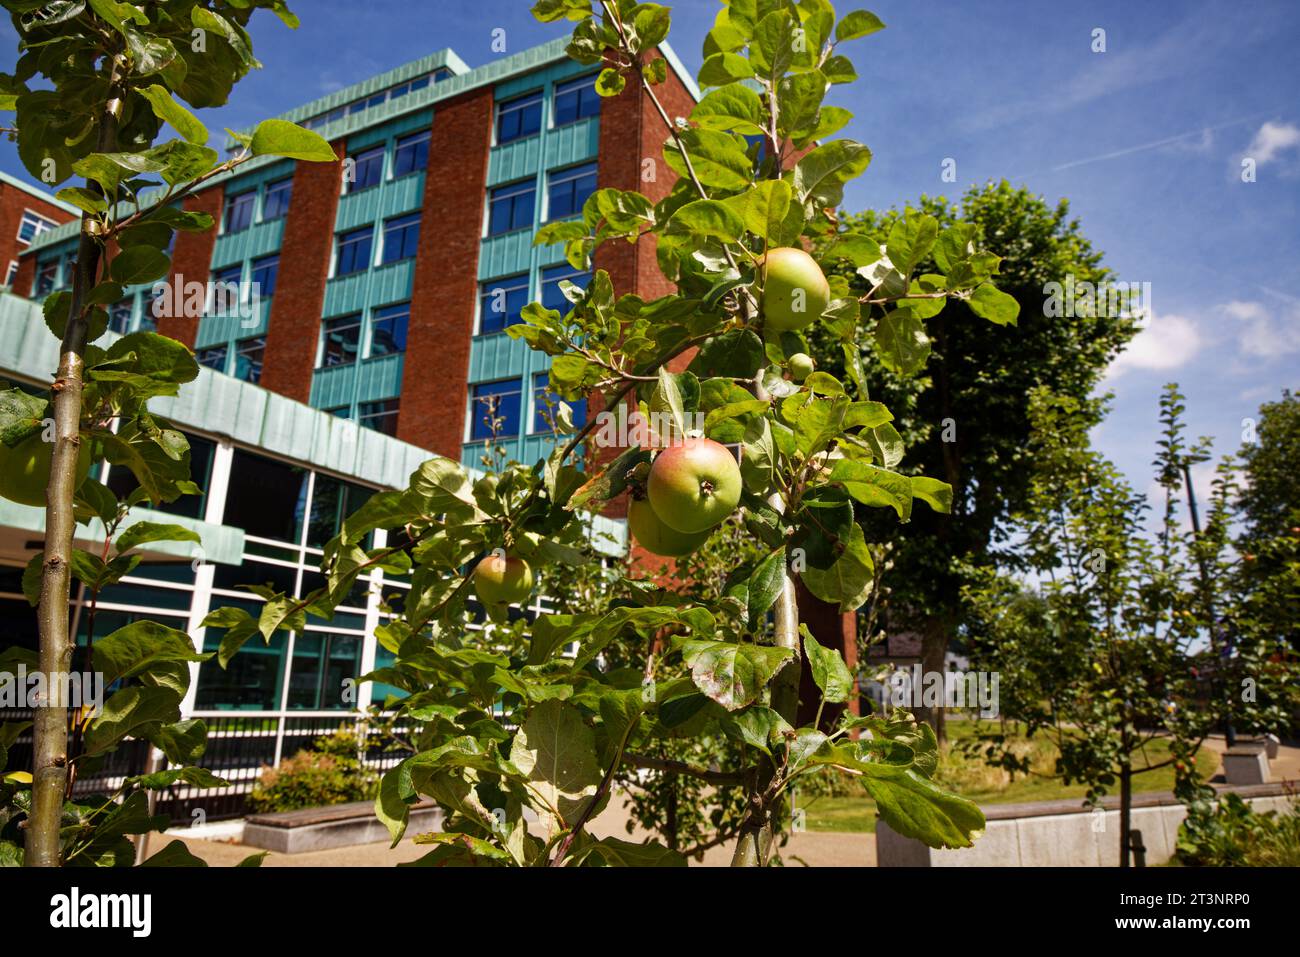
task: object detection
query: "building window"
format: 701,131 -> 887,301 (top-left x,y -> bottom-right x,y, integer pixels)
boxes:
393,130 -> 431,177
553,74 -> 600,127
320,313 -> 362,367
370,302 -> 409,357
17,209 -> 57,245
234,336 -> 265,384
533,371 -> 587,433
209,263 -> 243,315
546,162 -> 597,221
108,299 -> 134,334
196,345 -> 228,373
34,260 -> 57,296
469,378 -> 522,440
380,213 -> 420,264
250,254 -> 278,300
4,260 -> 18,286
59,255 -> 76,289
326,405 -> 353,419
262,177 -> 293,221
540,263 -> 591,313
223,190 -> 256,233
359,399 -> 399,436
478,274 -> 529,334
488,180 -> 535,236
335,226 -> 373,276
497,91 -> 542,144
348,145 -> 385,192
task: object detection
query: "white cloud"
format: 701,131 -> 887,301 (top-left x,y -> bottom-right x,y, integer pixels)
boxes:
1221,298 -> 1300,359
1106,311 -> 1202,378
1244,121 -> 1300,164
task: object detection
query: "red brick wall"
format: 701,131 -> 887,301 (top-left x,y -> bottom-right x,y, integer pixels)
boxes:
1,183 -> 76,294
259,140 -> 345,403
155,186 -> 225,346
398,88 -> 493,456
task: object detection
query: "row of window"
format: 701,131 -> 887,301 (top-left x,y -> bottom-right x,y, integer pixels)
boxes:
488,160 -> 596,237
301,69 -> 451,132
223,177 -> 292,233
496,73 -> 600,146
469,373 -> 587,441
325,398 -> 400,437
318,302 -> 408,367
346,129 -> 430,193
334,211 -> 420,276
479,263 -> 588,335
196,335 -> 265,384
17,209 -> 59,245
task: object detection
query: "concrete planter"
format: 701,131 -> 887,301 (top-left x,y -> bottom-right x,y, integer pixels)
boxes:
242,799 -> 442,854
876,783 -> 1293,867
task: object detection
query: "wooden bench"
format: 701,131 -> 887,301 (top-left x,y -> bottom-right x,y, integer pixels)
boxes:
243,798 -> 442,854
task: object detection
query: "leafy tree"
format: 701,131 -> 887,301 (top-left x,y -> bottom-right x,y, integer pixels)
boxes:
964,385 -> 1299,866
0,0 -> 337,866
810,182 -> 1138,738
206,0 -> 1018,866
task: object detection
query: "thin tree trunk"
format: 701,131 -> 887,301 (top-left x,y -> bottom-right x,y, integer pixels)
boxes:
917,614 -> 949,743
1119,763 -> 1132,868
26,72 -> 122,868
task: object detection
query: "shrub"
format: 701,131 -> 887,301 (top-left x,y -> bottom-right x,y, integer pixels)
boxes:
1176,792 -> 1300,867
245,728 -> 378,814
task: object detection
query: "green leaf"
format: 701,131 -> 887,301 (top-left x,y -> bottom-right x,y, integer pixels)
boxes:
687,328 -> 765,379
115,521 -> 201,554
886,214 -> 939,277
680,639 -> 795,711
836,10 -> 886,41
138,84 -> 208,145
146,719 -> 209,765
201,606 -> 261,668
93,619 -> 208,694
109,246 -> 171,285
799,520 -> 875,611
250,119 -> 337,162
828,459 -> 913,521
84,686 -> 182,755
745,548 -> 787,627
802,625 -> 854,703
55,186 -> 107,213
664,129 -> 753,191
968,283 -> 1020,326
692,82 -> 766,135
595,67 -> 626,96
865,766 -> 985,849
508,700 -> 603,827
582,837 -> 687,867
910,475 -> 953,514
697,52 -> 755,87
667,198 -> 746,245
874,308 -> 931,376
726,178 -> 800,246
139,839 -> 208,867
794,139 -> 872,209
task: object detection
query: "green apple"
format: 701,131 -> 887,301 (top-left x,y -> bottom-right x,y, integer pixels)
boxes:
788,352 -> 816,382
759,247 -> 831,333
628,496 -> 711,558
646,437 -> 742,535
473,553 -> 534,606
0,431 -> 92,509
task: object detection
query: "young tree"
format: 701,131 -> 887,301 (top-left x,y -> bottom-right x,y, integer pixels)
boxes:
0,0 -> 336,866
208,0 -> 1021,866
809,183 -> 1138,739
964,385 -> 1299,866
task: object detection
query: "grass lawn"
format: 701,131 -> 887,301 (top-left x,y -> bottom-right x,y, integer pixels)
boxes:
797,719 -> 1219,834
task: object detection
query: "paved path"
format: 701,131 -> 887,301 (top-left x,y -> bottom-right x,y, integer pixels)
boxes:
172,793 -> 876,867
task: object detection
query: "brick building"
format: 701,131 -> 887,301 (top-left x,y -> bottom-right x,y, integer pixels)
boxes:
0,170 -> 77,291
15,37 -> 703,472
1,37 -> 856,814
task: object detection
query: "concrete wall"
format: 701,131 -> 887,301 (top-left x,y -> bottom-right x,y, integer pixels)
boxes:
877,791 -> 1294,867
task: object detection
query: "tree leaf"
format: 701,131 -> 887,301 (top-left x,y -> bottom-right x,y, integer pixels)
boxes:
680,639 -> 795,711
250,118 -> 337,162
138,84 -> 208,145
802,625 -> 854,703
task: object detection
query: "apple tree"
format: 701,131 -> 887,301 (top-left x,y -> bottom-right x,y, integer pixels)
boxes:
0,0 -> 338,866
202,0 -> 1021,866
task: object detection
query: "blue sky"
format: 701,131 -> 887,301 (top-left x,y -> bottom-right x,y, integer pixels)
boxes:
3,0 -> 1297,512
